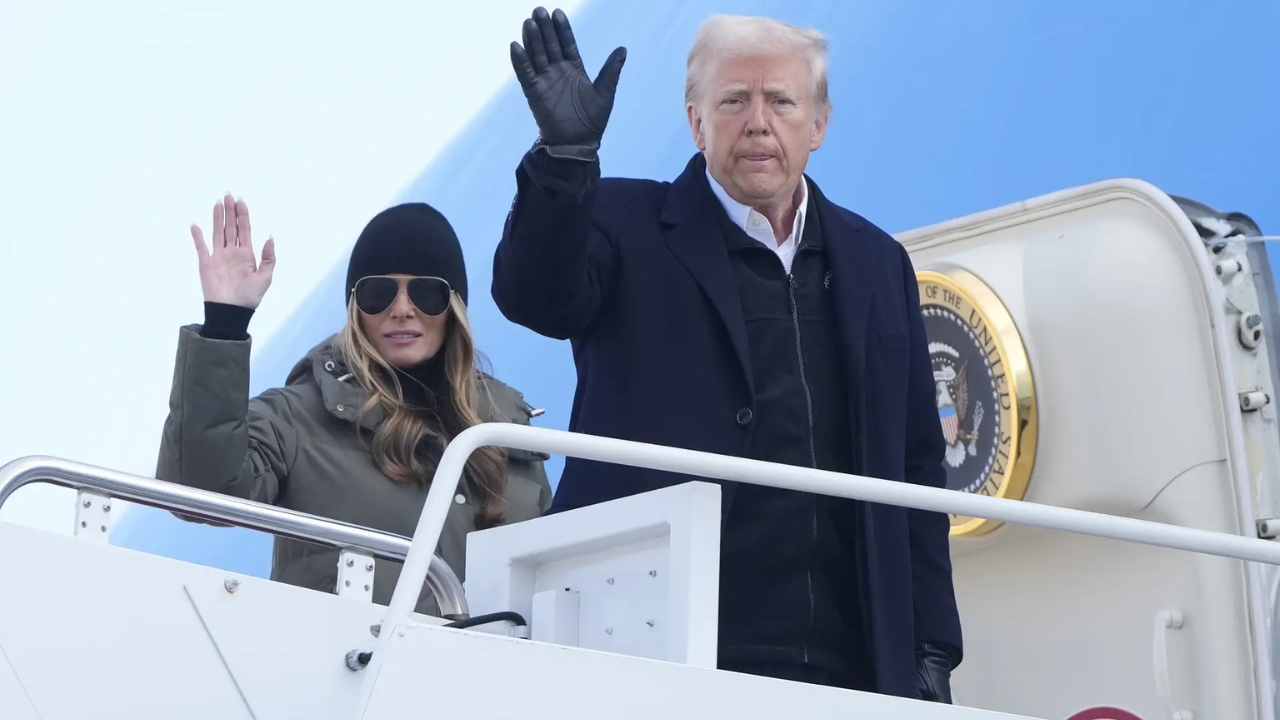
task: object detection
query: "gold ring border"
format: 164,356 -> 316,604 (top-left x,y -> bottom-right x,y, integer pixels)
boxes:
916,266 -> 1038,538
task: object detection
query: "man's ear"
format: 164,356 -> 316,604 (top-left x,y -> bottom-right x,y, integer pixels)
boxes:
687,103 -> 707,151
810,106 -> 830,152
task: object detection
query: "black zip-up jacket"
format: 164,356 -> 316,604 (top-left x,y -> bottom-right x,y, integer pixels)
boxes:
703,173 -> 874,690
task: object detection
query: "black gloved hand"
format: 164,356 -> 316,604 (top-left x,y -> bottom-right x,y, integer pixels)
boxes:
915,643 -> 955,703
509,7 -> 627,162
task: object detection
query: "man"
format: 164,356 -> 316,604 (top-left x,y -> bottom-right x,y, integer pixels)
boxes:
493,7 -> 961,702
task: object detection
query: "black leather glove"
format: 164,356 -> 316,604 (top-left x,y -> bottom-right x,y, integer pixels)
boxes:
509,7 -> 627,163
915,643 -> 955,703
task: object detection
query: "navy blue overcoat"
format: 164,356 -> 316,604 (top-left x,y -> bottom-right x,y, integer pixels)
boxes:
492,152 -> 962,697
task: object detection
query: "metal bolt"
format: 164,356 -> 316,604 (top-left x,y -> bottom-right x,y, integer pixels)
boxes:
102,503 -> 111,513
365,562 -> 374,572
82,499 -> 91,508
364,584 -> 371,592
344,649 -> 371,672
649,570 -> 657,577
345,580 -> 351,587
1242,390 -> 1271,411
605,627 -> 613,635
397,628 -> 406,638
224,578 -> 240,593
606,578 -> 614,585
100,525 -> 107,532
1248,313 -> 1263,328
346,558 -> 355,568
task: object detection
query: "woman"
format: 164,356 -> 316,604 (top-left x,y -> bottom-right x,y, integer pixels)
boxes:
156,193 -> 551,617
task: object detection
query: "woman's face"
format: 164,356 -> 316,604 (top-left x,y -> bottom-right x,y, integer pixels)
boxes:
355,274 -> 450,368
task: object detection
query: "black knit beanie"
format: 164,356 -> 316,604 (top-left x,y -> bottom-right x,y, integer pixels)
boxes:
345,202 -> 468,306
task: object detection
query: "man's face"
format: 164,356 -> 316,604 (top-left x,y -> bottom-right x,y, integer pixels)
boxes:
688,53 -> 828,208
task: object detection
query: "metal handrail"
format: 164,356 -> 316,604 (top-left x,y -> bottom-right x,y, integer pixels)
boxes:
0,455 -> 469,619
384,422 -> 1280,635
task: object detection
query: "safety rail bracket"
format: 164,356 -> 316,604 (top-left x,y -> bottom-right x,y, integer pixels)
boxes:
73,490 -> 113,544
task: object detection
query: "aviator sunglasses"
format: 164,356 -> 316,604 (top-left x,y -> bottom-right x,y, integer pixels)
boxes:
351,275 -> 453,317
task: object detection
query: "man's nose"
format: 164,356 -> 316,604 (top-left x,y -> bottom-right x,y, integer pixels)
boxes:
744,96 -> 771,135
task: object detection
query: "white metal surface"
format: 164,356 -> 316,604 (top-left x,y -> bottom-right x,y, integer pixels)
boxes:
465,481 -> 722,667
0,520 -> 454,720
0,488 -> 1039,720
1215,235 -> 1280,720
900,178 -> 1275,720
0,642 -> 39,720
6,429 -> 1278,720
358,622 -> 1033,720
530,589 -> 581,645
0,521 -> 257,719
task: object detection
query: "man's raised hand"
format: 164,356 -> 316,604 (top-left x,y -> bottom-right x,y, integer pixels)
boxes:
510,7 -> 626,158
191,194 -> 276,310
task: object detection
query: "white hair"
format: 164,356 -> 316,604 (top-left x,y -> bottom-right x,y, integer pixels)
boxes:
685,14 -> 831,111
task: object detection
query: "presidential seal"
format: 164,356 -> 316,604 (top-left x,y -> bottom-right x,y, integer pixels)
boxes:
916,266 -> 1038,537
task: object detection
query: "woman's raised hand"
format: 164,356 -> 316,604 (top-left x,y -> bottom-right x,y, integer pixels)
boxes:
191,193 -> 276,309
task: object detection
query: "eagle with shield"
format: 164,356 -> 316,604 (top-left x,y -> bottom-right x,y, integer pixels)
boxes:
930,341 -> 985,469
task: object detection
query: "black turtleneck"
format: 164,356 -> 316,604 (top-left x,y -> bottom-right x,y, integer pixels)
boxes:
395,354 -> 449,412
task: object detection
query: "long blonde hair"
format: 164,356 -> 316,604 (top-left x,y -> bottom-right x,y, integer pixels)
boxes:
336,292 -> 508,529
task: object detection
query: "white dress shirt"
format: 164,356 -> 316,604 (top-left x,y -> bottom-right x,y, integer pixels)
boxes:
706,168 -> 810,274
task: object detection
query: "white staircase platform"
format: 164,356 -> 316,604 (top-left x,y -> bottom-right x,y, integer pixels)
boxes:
0,517 -> 1029,720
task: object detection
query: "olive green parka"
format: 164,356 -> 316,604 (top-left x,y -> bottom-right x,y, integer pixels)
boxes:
155,324 -> 551,616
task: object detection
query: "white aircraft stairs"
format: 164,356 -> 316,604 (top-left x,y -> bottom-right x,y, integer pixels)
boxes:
2,423 -> 1279,720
